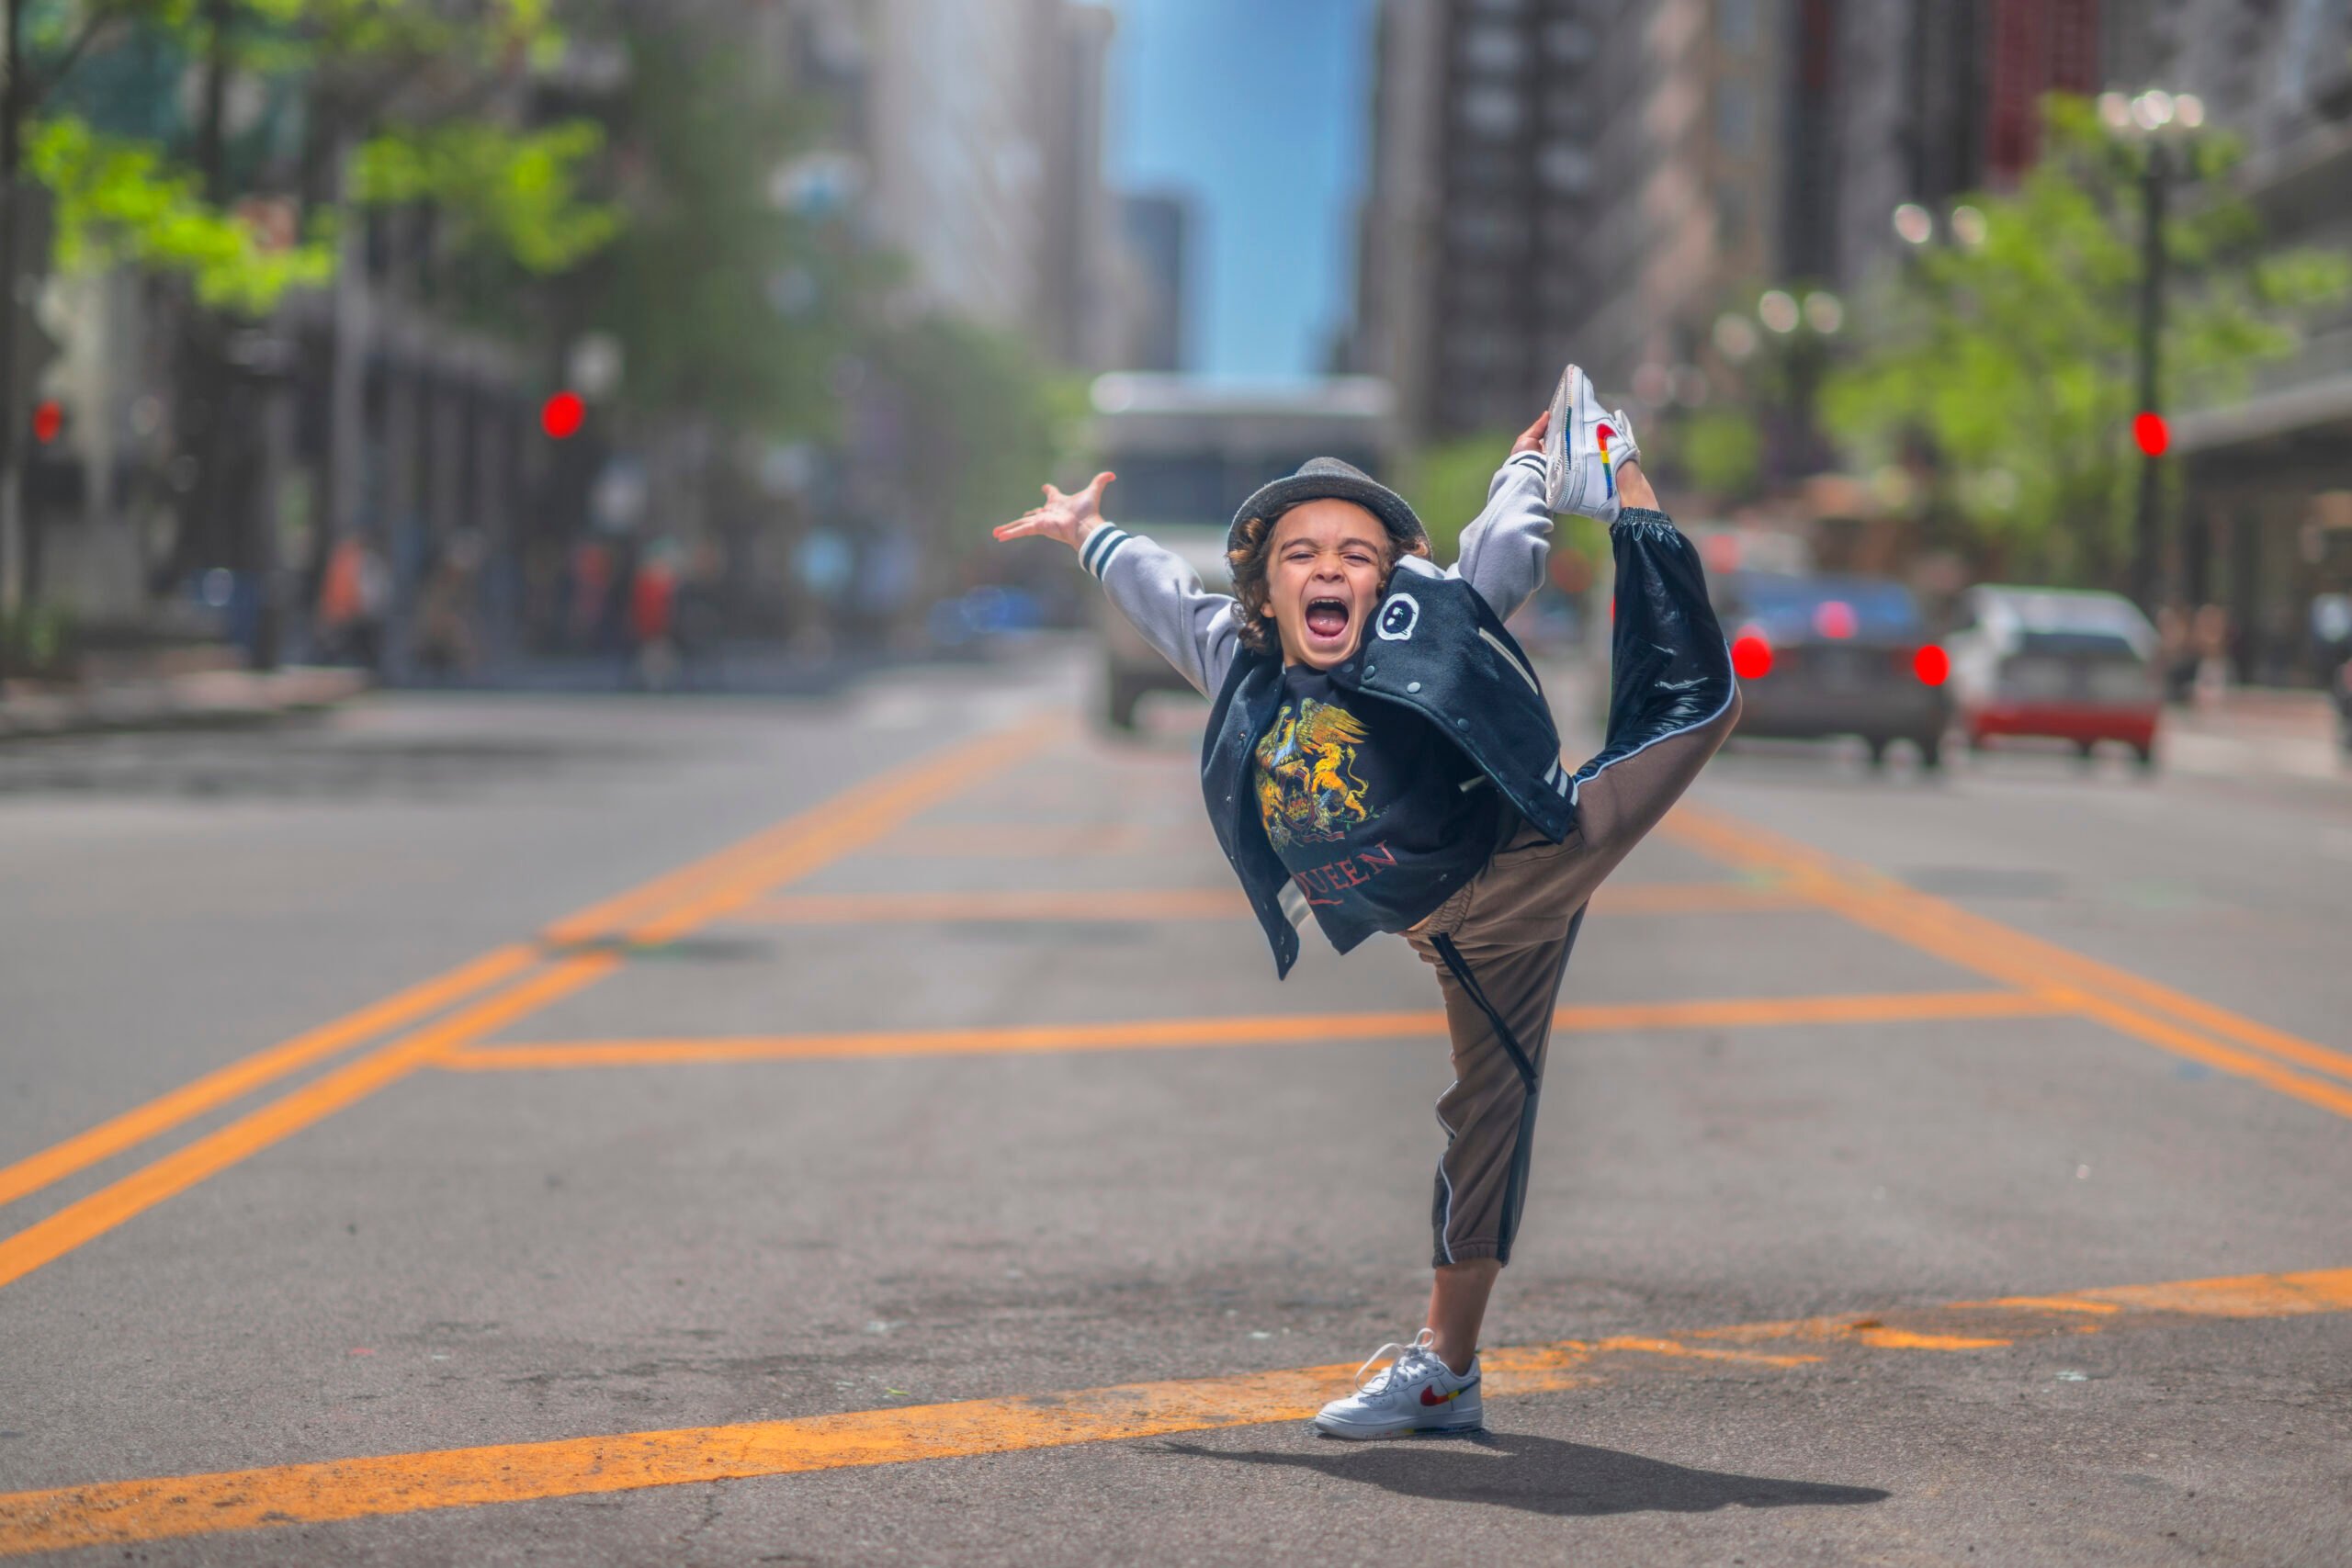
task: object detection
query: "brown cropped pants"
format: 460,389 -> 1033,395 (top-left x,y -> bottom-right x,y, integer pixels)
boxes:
1403,693 -> 1741,1268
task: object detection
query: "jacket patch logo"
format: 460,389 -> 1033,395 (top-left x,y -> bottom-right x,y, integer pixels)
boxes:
1374,592 -> 1420,642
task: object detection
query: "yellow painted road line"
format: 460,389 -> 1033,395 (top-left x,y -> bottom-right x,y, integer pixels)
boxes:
0,944 -> 536,1213
741,887 -> 1249,923
864,822 -> 1188,858
1663,805 -> 2352,1119
0,713 -> 1067,1291
0,718 -> 1065,1218
0,958 -> 615,1293
6,1261 -> 2346,1556
1593,881 -> 1812,915
734,882 -> 1808,926
624,717 -> 1069,947
436,989 -> 2061,1072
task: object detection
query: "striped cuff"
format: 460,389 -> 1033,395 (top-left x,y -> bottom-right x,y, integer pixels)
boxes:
1080,525 -> 1133,580
1506,451 -> 1548,483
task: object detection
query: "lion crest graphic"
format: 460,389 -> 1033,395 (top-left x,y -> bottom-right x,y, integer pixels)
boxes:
1253,697 -> 1375,852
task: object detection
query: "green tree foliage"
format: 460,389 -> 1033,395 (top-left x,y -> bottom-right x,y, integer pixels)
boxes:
352,120 -> 619,275
1824,95 -> 2348,582
876,312 -> 1087,563
24,0 -> 617,315
1679,407 -> 1764,499
574,25 -> 858,434
28,115 -> 336,312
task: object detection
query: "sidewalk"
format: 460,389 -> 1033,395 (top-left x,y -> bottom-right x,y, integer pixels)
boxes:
0,666 -> 372,740
2162,685 -> 2346,785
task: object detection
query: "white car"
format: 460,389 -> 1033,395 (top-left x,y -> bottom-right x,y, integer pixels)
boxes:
1942,585 -> 2163,767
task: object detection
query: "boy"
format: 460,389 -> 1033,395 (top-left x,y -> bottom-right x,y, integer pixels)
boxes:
992,367 -> 1740,1438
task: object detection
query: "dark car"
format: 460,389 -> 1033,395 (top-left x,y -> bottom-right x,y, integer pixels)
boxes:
1713,571 -> 1954,767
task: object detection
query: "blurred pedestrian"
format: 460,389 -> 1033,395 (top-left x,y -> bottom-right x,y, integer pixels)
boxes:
672,538 -> 728,688
414,539 -> 481,683
992,365 -> 1741,1440
314,530 -> 390,672
628,542 -> 680,690
2192,603 -> 2233,708
2157,604 -> 2197,705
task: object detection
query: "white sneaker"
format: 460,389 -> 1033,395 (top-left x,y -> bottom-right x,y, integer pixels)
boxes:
1313,1327 -> 1484,1439
1543,363 -> 1639,523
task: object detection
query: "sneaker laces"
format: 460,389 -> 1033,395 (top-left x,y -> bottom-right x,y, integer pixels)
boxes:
1352,1327 -> 1442,1395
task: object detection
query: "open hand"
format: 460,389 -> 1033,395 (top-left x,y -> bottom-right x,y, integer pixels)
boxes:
993,471 -> 1116,551
1510,410 -> 1549,457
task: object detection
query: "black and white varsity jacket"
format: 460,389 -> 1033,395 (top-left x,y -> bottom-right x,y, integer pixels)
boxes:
1080,449 -> 1736,978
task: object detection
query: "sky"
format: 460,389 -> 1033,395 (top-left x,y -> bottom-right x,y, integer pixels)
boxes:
1100,0 -> 1376,378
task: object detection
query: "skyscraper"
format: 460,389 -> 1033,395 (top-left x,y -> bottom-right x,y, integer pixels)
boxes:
1115,191 -> 1194,373
1347,0 -> 1609,443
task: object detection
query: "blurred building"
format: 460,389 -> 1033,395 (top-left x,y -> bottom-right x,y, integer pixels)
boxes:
1113,191 -> 1195,373
851,0 -> 1125,371
2143,0 -> 2352,683
1343,0 -> 1607,441
1345,0 -> 2118,441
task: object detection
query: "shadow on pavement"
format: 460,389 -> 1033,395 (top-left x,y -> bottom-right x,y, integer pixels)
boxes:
1154,1431 -> 1890,1517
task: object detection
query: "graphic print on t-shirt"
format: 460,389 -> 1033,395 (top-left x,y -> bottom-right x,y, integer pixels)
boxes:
1249,666 -> 1499,946
1253,696 -> 1374,853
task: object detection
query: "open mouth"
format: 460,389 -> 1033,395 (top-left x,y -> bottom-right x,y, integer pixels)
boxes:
1304,597 -> 1351,642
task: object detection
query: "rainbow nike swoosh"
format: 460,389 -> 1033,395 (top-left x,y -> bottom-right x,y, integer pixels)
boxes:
1597,423 -> 1617,499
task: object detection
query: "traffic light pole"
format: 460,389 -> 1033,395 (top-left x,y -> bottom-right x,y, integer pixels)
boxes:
2132,142 -> 2169,614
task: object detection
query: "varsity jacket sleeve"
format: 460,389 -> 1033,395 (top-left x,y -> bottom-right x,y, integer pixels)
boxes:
1566,506 -> 1740,799
1079,522 -> 1244,697
1449,450 -> 1556,623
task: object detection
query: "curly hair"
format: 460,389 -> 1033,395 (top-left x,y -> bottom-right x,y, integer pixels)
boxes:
1226,506 -> 1430,655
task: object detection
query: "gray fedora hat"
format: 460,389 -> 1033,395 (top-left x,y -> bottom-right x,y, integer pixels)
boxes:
1227,457 -> 1429,555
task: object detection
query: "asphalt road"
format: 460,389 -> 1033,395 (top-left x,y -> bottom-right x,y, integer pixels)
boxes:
2,640 -> 2347,1566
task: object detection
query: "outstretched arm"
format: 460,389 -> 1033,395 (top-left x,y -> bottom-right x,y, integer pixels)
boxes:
1452,410 -> 1556,623
993,472 -> 1243,697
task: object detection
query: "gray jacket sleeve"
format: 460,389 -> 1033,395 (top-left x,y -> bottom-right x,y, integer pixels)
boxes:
1447,450 -> 1555,622
1080,523 -> 1243,697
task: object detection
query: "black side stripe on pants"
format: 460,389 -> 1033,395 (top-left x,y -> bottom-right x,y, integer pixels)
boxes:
1429,931 -> 1541,1091
1429,910 -> 1586,1266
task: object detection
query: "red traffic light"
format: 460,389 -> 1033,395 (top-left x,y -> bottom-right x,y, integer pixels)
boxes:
541,390 -> 585,439
30,400 -> 62,444
2132,411 -> 2169,457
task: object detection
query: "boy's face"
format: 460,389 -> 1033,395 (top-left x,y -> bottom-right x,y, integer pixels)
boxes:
1261,500 -> 1392,669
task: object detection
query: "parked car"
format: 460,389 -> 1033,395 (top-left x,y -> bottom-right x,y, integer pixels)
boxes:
1097,524 -> 1230,728
1942,585 -> 2163,768
1712,571 -> 1953,766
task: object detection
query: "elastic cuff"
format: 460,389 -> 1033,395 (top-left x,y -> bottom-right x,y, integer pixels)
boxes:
1434,1242 -> 1504,1268
1612,506 -> 1674,529
1080,525 -> 1132,579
